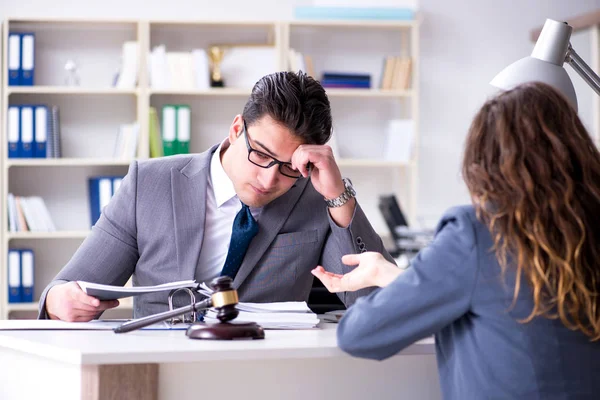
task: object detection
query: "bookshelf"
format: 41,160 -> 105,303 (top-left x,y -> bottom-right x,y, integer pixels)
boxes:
0,17 -> 420,320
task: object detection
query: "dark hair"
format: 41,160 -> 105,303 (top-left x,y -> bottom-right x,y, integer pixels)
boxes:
242,71 -> 332,145
462,82 -> 600,340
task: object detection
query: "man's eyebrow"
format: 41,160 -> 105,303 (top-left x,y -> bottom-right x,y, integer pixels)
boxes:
254,140 -> 279,158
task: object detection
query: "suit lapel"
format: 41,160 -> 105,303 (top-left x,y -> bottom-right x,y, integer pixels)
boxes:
233,178 -> 309,288
171,148 -> 216,279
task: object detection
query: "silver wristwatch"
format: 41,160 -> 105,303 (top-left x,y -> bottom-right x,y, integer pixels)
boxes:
325,178 -> 356,208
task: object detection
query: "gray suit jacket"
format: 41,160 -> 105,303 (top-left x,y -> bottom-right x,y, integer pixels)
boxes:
337,205 -> 600,399
39,145 -> 392,318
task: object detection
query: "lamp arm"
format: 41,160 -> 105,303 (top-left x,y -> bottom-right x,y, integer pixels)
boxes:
113,298 -> 213,333
567,44 -> 600,98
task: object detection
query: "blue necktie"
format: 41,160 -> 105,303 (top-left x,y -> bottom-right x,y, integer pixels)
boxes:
220,202 -> 259,279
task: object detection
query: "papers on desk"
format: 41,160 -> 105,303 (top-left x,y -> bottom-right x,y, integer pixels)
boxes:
0,319 -> 189,331
77,280 -> 197,300
198,282 -> 319,329
205,302 -> 320,330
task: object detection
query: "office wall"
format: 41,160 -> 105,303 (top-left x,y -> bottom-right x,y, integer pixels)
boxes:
1,0 -> 598,225
417,0 -> 599,221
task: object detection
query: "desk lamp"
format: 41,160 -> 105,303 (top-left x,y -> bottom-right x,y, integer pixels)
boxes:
114,276 -> 265,340
490,18 -> 600,112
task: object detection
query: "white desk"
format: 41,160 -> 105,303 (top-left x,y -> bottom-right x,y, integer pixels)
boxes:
0,322 -> 440,400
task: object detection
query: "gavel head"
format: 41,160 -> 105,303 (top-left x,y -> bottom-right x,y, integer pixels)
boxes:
209,276 -> 239,322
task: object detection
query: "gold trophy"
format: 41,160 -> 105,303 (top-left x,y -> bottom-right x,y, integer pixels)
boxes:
208,46 -> 225,87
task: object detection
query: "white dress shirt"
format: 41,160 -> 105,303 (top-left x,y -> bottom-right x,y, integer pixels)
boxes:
195,140 -> 261,284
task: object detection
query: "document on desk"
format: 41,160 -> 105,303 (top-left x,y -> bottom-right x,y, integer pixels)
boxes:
77,280 -> 198,300
0,319 -> 190,331
205,302 -> 320,329
199,282 -> 320,329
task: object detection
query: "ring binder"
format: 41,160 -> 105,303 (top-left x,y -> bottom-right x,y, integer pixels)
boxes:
167,287 -> 199,323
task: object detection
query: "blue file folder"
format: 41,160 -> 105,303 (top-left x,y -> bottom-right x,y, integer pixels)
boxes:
20,249 -> 35,303
20,106 -> 34,158
34,105 -> 48,158
20,33 -> 35,86
8,249 -> 21,303
89,177 -> 114,227
7,33 -> 21,86
8,105 -> 20,158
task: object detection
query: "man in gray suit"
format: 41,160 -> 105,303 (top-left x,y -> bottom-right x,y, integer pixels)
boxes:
39,71 -> 393,321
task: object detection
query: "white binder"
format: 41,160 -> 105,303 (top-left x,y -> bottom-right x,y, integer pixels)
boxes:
20,106 -> 34,157
8,250 -> 21,303
7,106 -> 20,157
7,33 -> 21,85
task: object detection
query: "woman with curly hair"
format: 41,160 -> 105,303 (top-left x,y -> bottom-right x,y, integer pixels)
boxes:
312,82 -> 600,399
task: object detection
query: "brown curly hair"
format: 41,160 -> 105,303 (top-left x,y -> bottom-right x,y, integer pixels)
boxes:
462,82 -> 600,340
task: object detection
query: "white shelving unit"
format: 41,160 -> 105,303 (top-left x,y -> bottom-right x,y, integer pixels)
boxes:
1,18 -> 142,319
0,17 -> 420,320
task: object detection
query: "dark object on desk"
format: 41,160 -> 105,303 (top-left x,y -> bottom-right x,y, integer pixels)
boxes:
187,321 -> 264,340
114,276 -> 264,340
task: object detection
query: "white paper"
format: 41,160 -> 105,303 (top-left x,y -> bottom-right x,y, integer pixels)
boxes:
77,280 -> 197,301
0,319 -> 189,331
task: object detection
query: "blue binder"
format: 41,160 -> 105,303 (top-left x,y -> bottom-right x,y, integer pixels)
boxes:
34,105 -> 48,158
89,177 -> 114,226
8,105 -> 20,158
20,33 -> 35,86
8,249 -> 21,303
19,106 -> 34,158
20,249 -> 35,303
7,33 -> 21,86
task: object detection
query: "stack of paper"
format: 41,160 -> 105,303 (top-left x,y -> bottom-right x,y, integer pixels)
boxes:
199,282 -> 320,329
204,300 -> 319,329
77,280 -> 197,301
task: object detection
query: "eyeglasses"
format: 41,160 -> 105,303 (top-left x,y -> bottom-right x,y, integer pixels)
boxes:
242,121 -> 302,179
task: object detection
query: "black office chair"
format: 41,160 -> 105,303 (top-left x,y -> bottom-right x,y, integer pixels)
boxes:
307,277 -> 345,314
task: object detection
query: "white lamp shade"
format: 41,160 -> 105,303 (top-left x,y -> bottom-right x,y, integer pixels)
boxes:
490,19 -> 578,111
490,56 -> 578,111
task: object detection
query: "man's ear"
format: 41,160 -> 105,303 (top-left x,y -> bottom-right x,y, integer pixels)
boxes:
228,115 -> 244,143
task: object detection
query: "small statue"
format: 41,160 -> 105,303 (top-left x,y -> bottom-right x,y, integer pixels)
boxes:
64,59 -> 80,86
208,46 -> 226,87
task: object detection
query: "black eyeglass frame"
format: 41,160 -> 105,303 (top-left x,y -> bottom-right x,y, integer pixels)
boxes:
242,120 -> 302,179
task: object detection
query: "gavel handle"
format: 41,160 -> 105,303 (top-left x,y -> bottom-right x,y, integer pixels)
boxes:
114,298 -> 213,333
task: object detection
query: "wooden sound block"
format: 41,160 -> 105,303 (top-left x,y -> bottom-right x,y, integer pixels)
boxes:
186,321 -> 265,340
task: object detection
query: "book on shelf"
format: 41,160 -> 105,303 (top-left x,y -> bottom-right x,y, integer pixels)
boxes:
150,46 -> 210,90
113,123 -> 139,160
220,46 -> 278,88
7,194 -> 56,232
149,107 -> 164,158
77,280 -> 198,301
321,72 -> 371,89
166,52 -> 195,90
7,32 -> 35,86
114,41 -> 139,89
380,55 -> 411,90
7,248 -> 35,303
